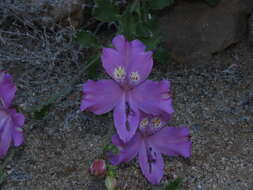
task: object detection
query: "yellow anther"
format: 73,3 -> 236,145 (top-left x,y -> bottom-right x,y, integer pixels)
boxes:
130,72 -> 140,82
113,66 -> 126,81
140,117 -> 149,129
151,117 -> 162,128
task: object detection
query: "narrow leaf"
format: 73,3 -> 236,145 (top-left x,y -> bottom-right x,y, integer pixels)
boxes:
32,104 -> 51,120
164,178 -> 183,190
0,170 -> 4,185
118,14 -> 138,40
87,57 -> 100,79
148,0 -> 175,10
75,31 -> 99,49
107,164 -> 118,177
93,0 -> 119,22
149,0 -> 175,9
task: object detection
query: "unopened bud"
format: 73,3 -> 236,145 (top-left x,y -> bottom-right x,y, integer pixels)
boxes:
89,159 -> 106,177
105,176 -> 117,190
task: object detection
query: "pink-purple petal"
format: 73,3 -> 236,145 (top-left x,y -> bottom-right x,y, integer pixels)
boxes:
149,127 -> 192,158
101,48 -> 125,78
0,72 -> 17,108
9,109 -> 25,126
111,134 -> 124,149
130,39 -> 146,52
113,95 -> 138,142
130,80 -> 174,115
138,142 -> 164,184
0,119 -> 12,158
0,108 -> 25,156
127,98 -> 140,138
127,51 -> 153,85
0,111 -> 8,131
80,80 -> 123,114
12,130 -> 23,147
109,133 -> 141,165
126,38 -> 153,85
112,35 -> 127,53
10,109 -> 25,147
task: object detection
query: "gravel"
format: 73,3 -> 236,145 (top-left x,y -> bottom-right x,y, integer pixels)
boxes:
0,2 -> 252,189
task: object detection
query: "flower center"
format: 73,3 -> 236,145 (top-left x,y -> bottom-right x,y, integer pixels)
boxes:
129,72 -> 140,82
151,117 -> 162,129
140,117 -> 149,129
113,66 -> 126,81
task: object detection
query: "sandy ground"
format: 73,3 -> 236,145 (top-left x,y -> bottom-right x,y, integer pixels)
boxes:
0,38 -> 252,190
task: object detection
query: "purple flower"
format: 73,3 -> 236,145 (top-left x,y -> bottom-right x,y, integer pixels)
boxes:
0,71 -> 16,108
108,113 -> 192,184
80,35 -> 174,142
0,108 -> 25,158
0,71 -> 25,158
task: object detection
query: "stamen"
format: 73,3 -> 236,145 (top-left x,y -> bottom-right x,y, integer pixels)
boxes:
151,117 -> 162,129
140,117 -> 149,129
130,72 -> 140,82
113,66 -> 126,81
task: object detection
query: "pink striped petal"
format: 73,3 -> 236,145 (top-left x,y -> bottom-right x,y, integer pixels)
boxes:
149,127 -> 192,158
130,80 -> 174,116
109,133 -> 141,165
138,142 -> 164,184
80,80 -> 123,114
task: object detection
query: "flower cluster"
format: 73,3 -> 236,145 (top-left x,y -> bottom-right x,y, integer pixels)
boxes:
109,112 -> 191,184
0,71 -> 25,158
80,35 -> 192,184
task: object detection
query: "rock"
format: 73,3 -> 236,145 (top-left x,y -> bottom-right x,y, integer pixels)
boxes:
16,0 -> 86,27
248,11 -> 253,45
40,0 -> 86,27
158,0 -> 253,64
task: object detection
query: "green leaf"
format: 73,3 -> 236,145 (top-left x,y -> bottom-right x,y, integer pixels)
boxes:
30,87 -> 72,119
0,169 -> 5,185
32,104 -> 51,120
148,0 -> 175,10
93,0 -> 119,22
154,47 -> 171,65
103,144 -> 119,154
118,14 -> 138,40
152,185 -> 164,190
75,31 -> 99,49
141,33 -> 161,50
87,56 -> 100,79
204,0 -> 220,7
107,164 -> 118,177
164,178 -> 183,190
129,0 -> 141,16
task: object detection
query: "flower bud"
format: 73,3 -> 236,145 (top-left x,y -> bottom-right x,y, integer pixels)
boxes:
105,176 -> 117,190
89,159 -> 106,177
